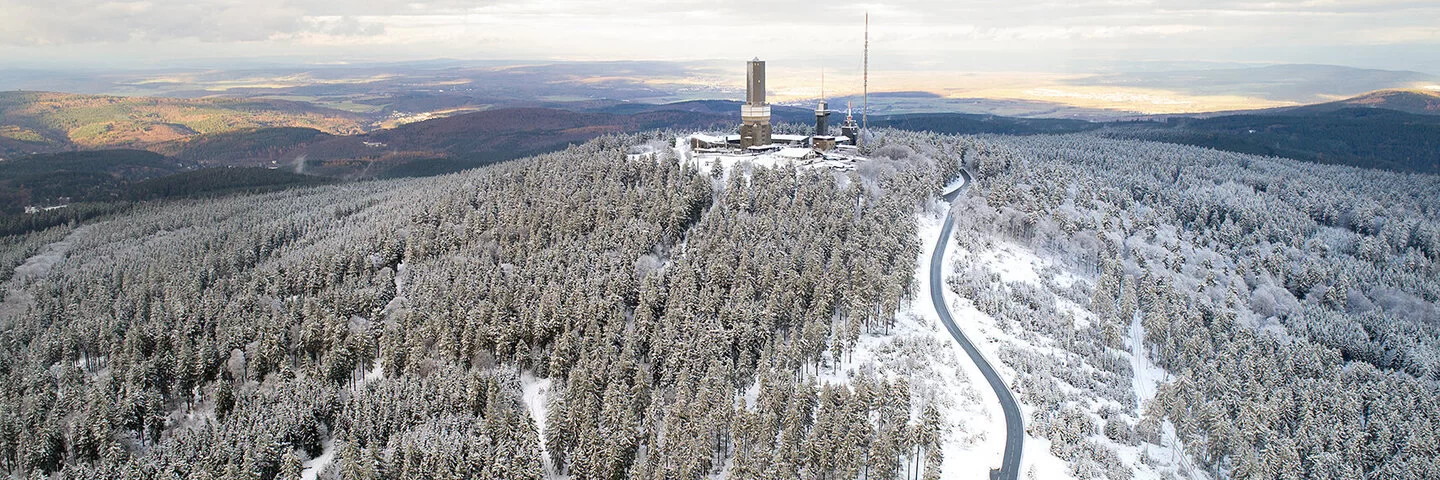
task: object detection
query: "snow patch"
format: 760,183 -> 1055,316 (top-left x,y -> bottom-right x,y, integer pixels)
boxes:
521,371 -> 556,477
974,244 -> 1045,286
301,439 -> 335,480
350,358 -> 384,391
1128,312 -> 1207,480
1128,313 -> 1164,409
382,262 -> 409,319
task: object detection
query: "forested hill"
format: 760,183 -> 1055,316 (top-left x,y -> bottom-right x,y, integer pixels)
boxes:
3,129 -> 1439,478
870,104 -> 1440,175
0,150 -> 191,213
0,149 -> 331,222
0,108 -> 735,219
365,107 -> 730,161
0,91 -> 366,154
870,113 -> 1100,136
1275,89 -> 1440,116
143,107 -> 733,178
1105,107 -> 1440,174
0,132 -> 958,478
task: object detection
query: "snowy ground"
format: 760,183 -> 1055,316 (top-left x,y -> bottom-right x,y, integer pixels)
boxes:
947,238 -> 1204,480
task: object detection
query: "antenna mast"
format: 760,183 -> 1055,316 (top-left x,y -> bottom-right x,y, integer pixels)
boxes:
863,11 -> 869,136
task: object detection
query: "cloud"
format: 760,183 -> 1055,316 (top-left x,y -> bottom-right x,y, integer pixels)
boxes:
301,16 -> 388,37
0,0 -> 1436,71
0,0 -> 395,45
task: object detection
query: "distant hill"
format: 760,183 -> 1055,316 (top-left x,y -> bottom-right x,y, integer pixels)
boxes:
147,107 -> 736,179
9,88 -> 1438,222
157,127 -> 334,166
594,100 -> 817,124
1105,107 -> 1440,174
1277,90 -> 1440,116
126,167 -> 335,201
0,106 -> 737,221
1071,64 -> 1439,104
356,107 -> 732,176
0,151 -> 334,235
0,91 -> 366,155
871,113 -> 1100,136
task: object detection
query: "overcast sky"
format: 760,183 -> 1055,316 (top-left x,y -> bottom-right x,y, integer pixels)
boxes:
1,0 -> 1437,73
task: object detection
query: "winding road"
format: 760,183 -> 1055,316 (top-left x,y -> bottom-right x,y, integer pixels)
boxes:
933,169 -> 1024,480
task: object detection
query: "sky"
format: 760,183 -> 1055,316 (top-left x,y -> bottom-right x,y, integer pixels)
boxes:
1,0 -> 1438,74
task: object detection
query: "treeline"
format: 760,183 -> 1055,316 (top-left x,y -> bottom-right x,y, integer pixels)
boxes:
0,202 -> 126,239
162,127 -> 331,166
861,106 -> 1440,175
0,131 -> 961,478
125,167 -> 335,201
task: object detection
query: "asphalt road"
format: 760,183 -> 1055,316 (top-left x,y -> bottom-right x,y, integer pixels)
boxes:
932,169 -> 1024,480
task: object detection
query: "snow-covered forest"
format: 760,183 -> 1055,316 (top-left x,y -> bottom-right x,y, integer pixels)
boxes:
0,132 -> 966,479
2,127 -> 1438,479
868,130 -> 1440,479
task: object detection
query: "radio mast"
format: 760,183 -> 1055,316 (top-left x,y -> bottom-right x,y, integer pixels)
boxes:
862,11 -> 869,136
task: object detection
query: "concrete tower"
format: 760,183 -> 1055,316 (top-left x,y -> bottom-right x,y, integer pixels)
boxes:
740,58 -> 772,149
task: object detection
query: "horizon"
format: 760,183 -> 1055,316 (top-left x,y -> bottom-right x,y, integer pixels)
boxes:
4,57 -> 1438,116
3,0 -> 1439,116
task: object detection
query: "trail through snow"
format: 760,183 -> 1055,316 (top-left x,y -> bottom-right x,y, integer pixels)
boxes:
1129,311 -> 1207,480
522,371 -> 557,478
1129,312 -> 1163,408
0,225 -> 90,324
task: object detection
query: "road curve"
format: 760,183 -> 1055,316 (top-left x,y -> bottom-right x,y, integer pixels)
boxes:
933,169 -> 1024,480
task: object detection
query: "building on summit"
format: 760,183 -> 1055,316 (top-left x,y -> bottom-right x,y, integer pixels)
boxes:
739,58 -> 773,149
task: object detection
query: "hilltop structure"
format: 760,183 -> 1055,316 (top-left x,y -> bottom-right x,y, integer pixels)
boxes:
691,58 -> 857,154
683,57 -> 867,173
740,58 -> 773,149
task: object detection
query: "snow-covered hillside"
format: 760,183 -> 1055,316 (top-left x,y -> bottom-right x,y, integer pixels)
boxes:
874,130 -> 1440,479
3,129 -> 1437,479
